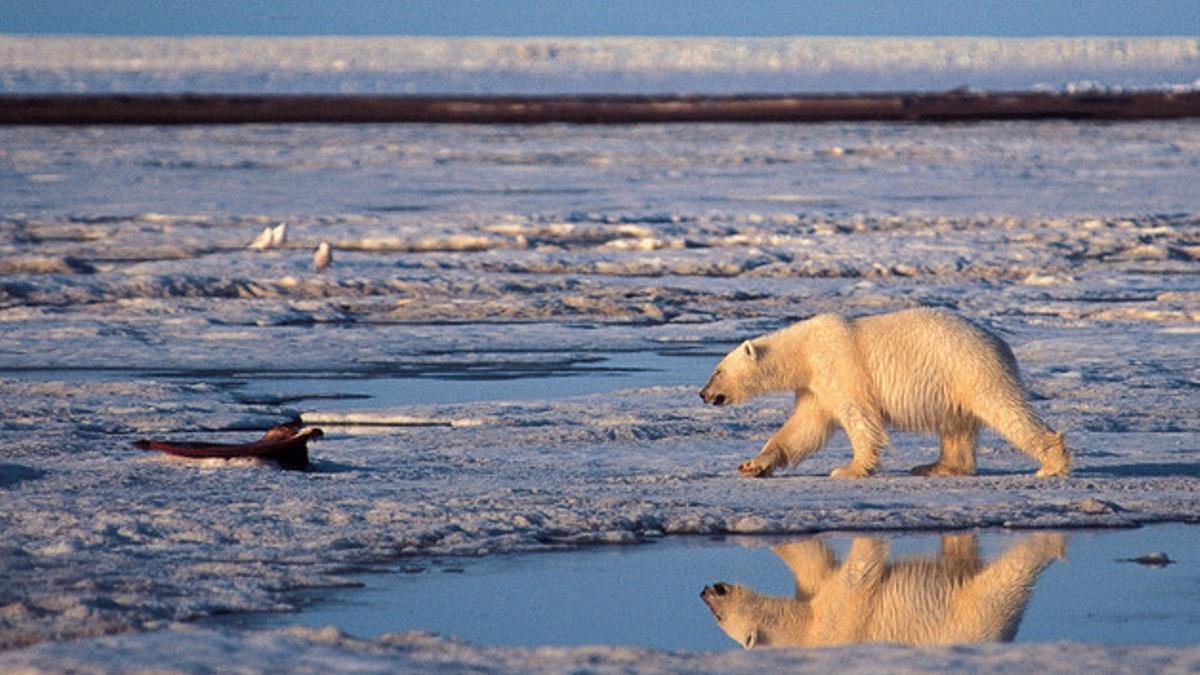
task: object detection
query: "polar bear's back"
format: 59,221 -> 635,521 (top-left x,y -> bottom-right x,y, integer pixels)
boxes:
849,308 -> 1024,433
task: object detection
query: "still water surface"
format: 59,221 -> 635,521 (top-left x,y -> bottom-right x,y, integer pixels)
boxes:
222,524 -> 1199,651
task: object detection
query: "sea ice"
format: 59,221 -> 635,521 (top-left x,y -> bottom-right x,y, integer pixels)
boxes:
0,119 -> 1197,670
2,35 -> 1199,95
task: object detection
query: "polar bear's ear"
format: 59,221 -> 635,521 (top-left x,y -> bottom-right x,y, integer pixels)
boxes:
741,340 -> 758,361
743,630 -> 758,649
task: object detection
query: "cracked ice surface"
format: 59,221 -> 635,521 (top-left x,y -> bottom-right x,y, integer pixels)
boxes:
1,121 -> 1199,671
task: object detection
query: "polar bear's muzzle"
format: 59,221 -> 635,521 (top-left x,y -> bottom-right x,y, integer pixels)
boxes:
700,582 -> 733,616
700,377 -> 729,406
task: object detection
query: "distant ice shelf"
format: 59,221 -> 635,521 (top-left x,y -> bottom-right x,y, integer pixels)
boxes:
1,35 -> 1198,94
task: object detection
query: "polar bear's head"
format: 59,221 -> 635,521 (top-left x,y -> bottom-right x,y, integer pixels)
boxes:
700,340 -> 763,406
701,581 -> 807,649
700,582 -> 763,648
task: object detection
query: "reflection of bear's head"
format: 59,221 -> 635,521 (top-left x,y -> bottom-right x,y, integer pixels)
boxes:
700,340 -> 767,406
701,581 -> 807,649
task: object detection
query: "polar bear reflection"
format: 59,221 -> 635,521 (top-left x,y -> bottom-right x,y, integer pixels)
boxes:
701,533 -> 1065,649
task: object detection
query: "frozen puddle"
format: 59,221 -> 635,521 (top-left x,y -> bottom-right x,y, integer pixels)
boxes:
2,350 -> 717,411
217,524 -> 1198,651
230,350 -> 717,410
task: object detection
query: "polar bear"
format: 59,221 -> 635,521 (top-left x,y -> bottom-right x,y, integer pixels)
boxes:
699,308 -> 1068,478
700,532 -> 1066,649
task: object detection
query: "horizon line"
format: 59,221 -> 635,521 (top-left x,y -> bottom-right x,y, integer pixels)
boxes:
4,33 -> 1198,40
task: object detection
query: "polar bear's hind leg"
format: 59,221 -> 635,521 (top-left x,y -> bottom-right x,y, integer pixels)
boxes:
971,390 -> 1070,477
912,422 -> 978,476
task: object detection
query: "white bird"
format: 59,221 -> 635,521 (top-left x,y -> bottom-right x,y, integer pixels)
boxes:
247,225 -> 273,250
313,241 -> 332,271
248,222 -> 288,250
269,222 -> 288,248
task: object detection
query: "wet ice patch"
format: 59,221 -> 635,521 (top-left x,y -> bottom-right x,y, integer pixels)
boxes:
235,351 -> 715,412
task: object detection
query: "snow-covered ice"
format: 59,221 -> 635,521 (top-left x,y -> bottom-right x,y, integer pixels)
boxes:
2,35 -> 1199,94
1,114 -> 1199,671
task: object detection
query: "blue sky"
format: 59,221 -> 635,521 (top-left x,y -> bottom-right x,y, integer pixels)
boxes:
3,0 -> 1198,36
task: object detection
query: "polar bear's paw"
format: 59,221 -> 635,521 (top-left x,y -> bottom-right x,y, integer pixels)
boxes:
910,462 -> 972,477
738,458 -> 777,478
1034,433 -> 1070,477
830,463 -> 873,479
1034,464 -> 1069,477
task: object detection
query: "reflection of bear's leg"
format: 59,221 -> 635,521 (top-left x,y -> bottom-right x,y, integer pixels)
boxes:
939,533 -> 984,577
739,394 -> 832,477
830,403 -> 888,479
772,539 -> 838,600
912,422 -> 978,476
952,533 -> 1066,642
838,537 -> 889,587
972,391 -> 1069,476
810,537 -> 888,645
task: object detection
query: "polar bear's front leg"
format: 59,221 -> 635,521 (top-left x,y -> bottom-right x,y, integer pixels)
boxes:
737,444 -> 787,478
739,394 -> 832,478
830,403 -> 888,479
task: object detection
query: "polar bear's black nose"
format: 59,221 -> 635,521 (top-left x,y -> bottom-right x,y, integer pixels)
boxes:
700,386 -> 727,406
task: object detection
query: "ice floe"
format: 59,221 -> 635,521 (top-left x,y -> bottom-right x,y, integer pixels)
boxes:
0,119 -> 1197,670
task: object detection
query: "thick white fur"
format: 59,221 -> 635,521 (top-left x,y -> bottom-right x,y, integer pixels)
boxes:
701,532 -> 1066,649
699,308 -> 1069,478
